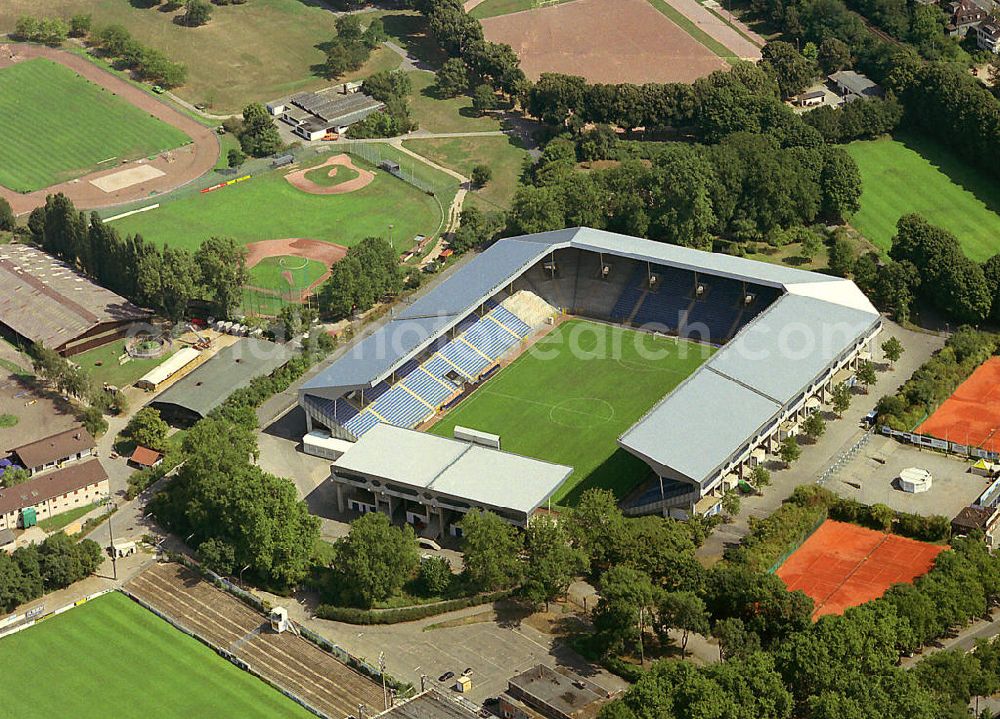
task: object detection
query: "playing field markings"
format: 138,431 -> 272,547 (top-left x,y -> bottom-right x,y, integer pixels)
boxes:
811,532 -> 891,616
481,388 -> 614,420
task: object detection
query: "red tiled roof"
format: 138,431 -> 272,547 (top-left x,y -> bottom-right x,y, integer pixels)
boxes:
130,446 -> 163,467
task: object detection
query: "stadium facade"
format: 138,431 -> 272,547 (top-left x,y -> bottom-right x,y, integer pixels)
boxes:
300,228 -> 881,519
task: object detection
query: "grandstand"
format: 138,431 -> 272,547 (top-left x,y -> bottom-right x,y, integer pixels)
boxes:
300,228 -> 881,519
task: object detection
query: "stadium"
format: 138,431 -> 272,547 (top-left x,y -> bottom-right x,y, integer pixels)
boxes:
299,228 -> 881,530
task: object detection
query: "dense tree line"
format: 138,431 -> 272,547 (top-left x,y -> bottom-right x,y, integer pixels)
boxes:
13,15 -> 69,46
0,533 -> 103,613
150,411 -> 320,589
315,236 -> 402,319
323,14 -> 387,79
802,95 -> 903,143
232,103 -> 283,158
89,24 -> 187,88
28,194 -> 249,319
508,131 -> 860,248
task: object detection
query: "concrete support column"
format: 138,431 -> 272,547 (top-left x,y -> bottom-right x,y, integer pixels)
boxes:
305,412 -> 313,433
437,507 -> 446,538
336,482 -> 345,513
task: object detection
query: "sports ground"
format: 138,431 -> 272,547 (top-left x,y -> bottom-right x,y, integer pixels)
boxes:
776,520 -> 946,619
0,591 -> 313,719
916,357 -> 1000,452
0,58 -> 190,192
110,153 -> 450,254
846,134 -> 1000,262
429,319 -> 713,504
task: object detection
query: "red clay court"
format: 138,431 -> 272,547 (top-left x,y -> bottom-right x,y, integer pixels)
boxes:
775,520 -> 946,619
916,357 -> 1000,453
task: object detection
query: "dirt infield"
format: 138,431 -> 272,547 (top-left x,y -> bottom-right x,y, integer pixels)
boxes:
0,44 -> 218,216
480,0 -> 728,84
126,562 -> 385,718
916,357 -> 1000,453
245,238 -> 348,300
284,154 -> 375,195
776,520 -> 946,619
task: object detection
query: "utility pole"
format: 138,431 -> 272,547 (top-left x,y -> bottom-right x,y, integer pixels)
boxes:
107,505 -> 117,581
379,652 -> 389,710
637,606 -> 645,666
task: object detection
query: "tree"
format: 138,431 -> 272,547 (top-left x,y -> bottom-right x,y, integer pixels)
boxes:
37,533 -> 102,590
197,537 -> 236,576
434,57 -> 469,98
857,359 -> 877,394
803,412 -> 826,441
0,198 -> 14,232
712,617 -> 761,660
832,382 -> 851,416
362,17 -> 387,48
69,14 -> 92,37
568,488 -> 628,574
593,565 -> 659,660
418,556 -> 453,596
656,591 -> 710,657
1,467 -> 30,488
471,83 -> 500,115
779,436 -> 801,466
827,232 -> 856,277
237,103 -> 282,157
460,510 -> 523,591
721,490 -> 741,517
881,336 -> 903,367
820,147 -> 862,223
471,164 -> 492,188
523,514 -> 588,610
761,41 -> 817,97
227,148 -> 246,168
195,236 -> 248,318
182,0 -> 213,26
335,512 -> 419,607
818,37 -> 852,74
124,407 -> 169,452
869,503 -> 895,532
751,465 -> 771,490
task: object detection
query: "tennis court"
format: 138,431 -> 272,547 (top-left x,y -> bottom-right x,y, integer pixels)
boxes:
775,520 -> 946,619
916,357 -> 1000,453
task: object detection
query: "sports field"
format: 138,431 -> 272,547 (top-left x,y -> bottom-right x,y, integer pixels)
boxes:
776,520 -> 946,620
846,134 -> 1000,262
916,357 -> 1000,452
430,319 -> 713,504
469,0 -> 576,19
0,59 -> 190,192
0,592 -> 313,719
110,153 -> 451,253
249,255 -> 328,291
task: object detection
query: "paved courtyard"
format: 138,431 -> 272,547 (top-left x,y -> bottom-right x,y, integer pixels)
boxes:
826,434 -> 988,518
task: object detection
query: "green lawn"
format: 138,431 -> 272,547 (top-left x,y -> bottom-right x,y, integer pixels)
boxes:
470,0 -> 577,19
407,72 -> 504,134
0,59 -> 190,192
403,135 -> 529,212
0,0 -> 400,113
0,592 -> 313,719
109,152 -> 450,253
305,163 -> 360,187
73,339 -> 177,389
37,503 -> 96,533
429,319 -> 713,504
249,256 -> 328,292
846,133 -> 1000,262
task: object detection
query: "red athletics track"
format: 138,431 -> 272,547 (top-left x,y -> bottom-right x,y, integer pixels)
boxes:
775,520 -> 946,619
916,357 -> 1000,453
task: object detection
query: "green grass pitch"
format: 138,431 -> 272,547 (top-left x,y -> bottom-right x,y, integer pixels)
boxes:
0,59 -> 190,192
109,155 -> 449,254
0,592 -> 313,719
249,255 -> 328,291
430,319 -> 714,504
846,133 -> 1000,262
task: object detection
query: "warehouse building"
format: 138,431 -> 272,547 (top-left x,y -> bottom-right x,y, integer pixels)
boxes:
150,337 -> 292,426
272,87 -> 385,140
0,244 -> 152,356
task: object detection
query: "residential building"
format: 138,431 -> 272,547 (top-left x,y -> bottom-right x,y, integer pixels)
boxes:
946,0 -> 987,35
9,426 -> 96,476
0,459 -> 110,531
977,17 -> 1000,52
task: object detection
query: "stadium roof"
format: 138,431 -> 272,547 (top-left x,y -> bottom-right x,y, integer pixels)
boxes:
0,244 -> 151,352
332,424 -> 572,515
151,338 -> 292,422
303,228 -> 880,490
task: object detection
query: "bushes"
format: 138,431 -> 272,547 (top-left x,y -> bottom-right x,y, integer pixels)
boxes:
0,533 -> 102,612
315,590 -> 511,624
13,16 -> 68,46
90,25 -> 187,88
877,327 -> 999,431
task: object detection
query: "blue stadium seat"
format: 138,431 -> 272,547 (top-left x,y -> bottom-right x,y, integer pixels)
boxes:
370,385 -> 434,428
403,367 -> 454,406
491,306 -> 532,337
344,410 -> 380,438
463,320 -> 518,359
439,339 -> 490,378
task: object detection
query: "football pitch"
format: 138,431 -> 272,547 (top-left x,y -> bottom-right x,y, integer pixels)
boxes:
0,592 -> 313,719
0,59 -> 190,192
430,319 -> 713,504
846,133 -> 1000,262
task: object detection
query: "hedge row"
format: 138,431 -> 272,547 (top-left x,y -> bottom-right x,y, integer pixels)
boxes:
316,590 -> 512,625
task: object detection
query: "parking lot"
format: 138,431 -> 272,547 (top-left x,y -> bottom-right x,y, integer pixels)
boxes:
826,434 -> 989,519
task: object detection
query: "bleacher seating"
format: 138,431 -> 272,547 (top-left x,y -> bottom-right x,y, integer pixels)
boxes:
622,478 -> 696,512
632,288 -> 690,331
610,266 -> 647,322
340,302 -> 535,438
685,279 -> 744,342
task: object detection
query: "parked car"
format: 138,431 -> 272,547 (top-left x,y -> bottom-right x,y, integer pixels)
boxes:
439,671 -> 454,683
463,667 -> 474,676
